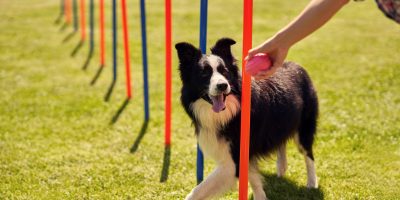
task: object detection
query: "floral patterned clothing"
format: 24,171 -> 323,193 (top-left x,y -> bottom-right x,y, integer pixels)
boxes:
357,0 -> 400,24
375,0 -> 400,23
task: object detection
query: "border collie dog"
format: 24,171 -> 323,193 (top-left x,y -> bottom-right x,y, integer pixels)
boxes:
175,38 -> 318,200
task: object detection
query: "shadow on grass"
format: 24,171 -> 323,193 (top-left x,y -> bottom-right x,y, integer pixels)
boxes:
70,40 -> 84,57
104,80 -> 116,102
62,31 -> 77,43
130,121 -> 149,153
110,98 -> 130,124
59,22 -> 68,32
251,174 -> 323,200
90,65 -> 104,85
160,145 -> 171,182
82,48 -> 94,70
54,14 -> 63,25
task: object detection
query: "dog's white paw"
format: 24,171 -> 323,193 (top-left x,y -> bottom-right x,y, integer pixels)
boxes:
253,194 -> 268,200
306,179 -> 318,189
184,193 -> 194,200
185,190 -> 198,200
276,160 -> 287,177
253,190 -> 268,200
253,195 -> 269,200
276,166 -> 287,178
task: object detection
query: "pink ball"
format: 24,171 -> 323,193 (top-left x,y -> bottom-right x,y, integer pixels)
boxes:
245,53 -> 272,76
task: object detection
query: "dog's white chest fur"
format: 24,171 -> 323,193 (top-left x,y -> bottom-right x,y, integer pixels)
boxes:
190,95 -> 240,162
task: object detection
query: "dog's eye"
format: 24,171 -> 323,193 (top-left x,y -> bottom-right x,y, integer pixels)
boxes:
201,65 -> 213,77
217,65 -> 229,76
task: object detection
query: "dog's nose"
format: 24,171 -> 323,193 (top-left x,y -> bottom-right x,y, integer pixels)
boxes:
217,82 -> 228,91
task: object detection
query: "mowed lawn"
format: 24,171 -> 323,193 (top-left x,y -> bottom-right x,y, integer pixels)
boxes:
0,0 -> 399,199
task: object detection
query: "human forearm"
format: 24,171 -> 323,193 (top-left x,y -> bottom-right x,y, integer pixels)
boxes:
247,0 -> 350,79
275,0 -> 350,48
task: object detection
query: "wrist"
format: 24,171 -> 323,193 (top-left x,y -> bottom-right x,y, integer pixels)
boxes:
272,32 -> 291,51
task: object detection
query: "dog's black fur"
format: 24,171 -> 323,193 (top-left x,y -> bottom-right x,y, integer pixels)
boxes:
176,38 -> 318,177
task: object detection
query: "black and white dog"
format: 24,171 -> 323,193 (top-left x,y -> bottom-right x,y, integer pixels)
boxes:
175,38 -> 319,200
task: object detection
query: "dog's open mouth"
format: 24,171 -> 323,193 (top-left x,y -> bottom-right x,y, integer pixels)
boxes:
209,94 -> 226,113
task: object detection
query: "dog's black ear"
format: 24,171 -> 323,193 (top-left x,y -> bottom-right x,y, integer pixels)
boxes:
210,38 -> 236,65
175,42 -> 202,64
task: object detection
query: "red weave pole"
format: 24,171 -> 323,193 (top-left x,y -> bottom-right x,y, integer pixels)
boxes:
100,0 -> 105,66
121,0 -> 132,99
165,0 -> 172,146
239,0 -> 253,199
66,0 -> 72,24
80,0 -> 86,41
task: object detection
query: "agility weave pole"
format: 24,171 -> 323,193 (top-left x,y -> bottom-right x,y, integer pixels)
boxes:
239,0 -> 253,199
65,0 -> 72,24
196,0 -> 208,184
73,0 -> 79,31
79,0 -> 86,41
121,0 -> 132,99
164,0 -> 172,146
99,0 -> 105,67
112,0 -> 117,81
140,0 -> 150,121
89,0 -> 95,53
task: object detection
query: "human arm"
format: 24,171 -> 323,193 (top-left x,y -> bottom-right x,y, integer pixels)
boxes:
247,0 -> 350,79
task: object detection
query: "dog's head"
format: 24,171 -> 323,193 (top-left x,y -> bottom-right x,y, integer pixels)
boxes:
175,38 -> 239,113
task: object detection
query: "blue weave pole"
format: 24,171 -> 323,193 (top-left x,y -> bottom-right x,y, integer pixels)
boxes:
73,0 -> 78,31
112,0 -> 117,81
196,0 -> 207,185
196,145 -> 204,184
89,0 -> 94,52
140,0 -> 150,121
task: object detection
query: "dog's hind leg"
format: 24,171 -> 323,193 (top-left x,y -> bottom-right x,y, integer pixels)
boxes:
294,133 -> 318,188
304,153 -> 318,188
295,91 -> 318,188
295,79 -> 319,188
249,160 -> 268,200
276,143 -> 287,177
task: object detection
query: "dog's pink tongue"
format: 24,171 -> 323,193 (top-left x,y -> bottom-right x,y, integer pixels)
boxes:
210,94 -> 225,113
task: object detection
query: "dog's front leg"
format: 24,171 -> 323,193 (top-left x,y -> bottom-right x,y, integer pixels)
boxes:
249,161 -> 268,200
185,160 -> 236,200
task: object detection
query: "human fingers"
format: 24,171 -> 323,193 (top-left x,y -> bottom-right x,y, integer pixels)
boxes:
246,41 -> 274,60
254,66 -> 278,80
245,48 -> 259,61
253,57 -> 284,80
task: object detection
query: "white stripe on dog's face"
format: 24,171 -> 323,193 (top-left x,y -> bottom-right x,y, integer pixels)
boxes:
204,55 -> 231,96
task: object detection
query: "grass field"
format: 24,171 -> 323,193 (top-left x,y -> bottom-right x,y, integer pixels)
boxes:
0,0 -> 399,199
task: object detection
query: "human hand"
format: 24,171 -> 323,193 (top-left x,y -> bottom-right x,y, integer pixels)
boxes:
246,37 -> 289,80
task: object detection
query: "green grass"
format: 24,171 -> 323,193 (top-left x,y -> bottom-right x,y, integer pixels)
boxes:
0,0 -> 399,199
